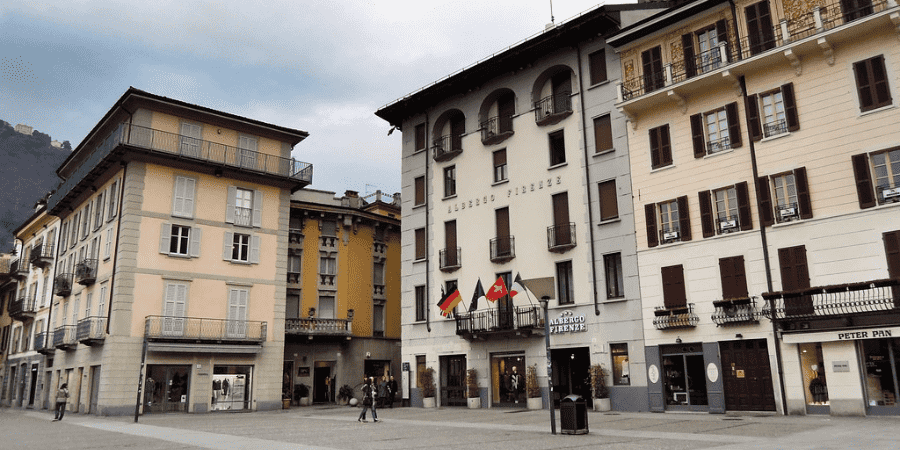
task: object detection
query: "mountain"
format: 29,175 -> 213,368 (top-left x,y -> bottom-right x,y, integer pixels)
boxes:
0,120 -> 71,252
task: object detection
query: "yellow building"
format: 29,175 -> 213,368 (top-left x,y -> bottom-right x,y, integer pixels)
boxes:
40,87 -> 311,415
282,189 -> 401,405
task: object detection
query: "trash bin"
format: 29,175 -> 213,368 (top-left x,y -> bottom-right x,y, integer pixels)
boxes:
559,394 -> 589,435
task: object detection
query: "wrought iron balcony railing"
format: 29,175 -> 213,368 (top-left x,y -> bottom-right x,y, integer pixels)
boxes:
775,202 -> 801,223
30,243 -> 54,269
144,315 -> 267,343
489,236 -> 515,262
653,304 -> 699,330
659,225 -> 682,245
547,222 -> 576,252
877,184 -> 900,205
716,214 -> 740,235
284,317 -> 351,336
54,273 -> 74,297
53,325 -> 78,350
706,136 -> 732,155
8,295 -> 37,320
455,306 -> 544,337
439,247 -> 461,272
762,278 -> 900,321
763,118 -> 789,138
711,297 -> 761,326
432,134 -> 463,162
480,115 -> 514,144
35,331 -> 54,355
77,316 -> 107,345
534,92 -> 573,125
10,258 -> 28,279
75,258 -> 98,285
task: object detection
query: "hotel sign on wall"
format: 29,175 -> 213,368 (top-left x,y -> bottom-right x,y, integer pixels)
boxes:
446,176 -> 564,214
549,310 -> 587,334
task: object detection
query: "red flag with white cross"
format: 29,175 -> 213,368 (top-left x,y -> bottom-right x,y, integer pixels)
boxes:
485,276 -> 508,302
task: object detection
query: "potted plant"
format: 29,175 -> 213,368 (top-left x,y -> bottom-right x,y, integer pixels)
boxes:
419,367 -> 436,408
338,384 -> 354,406
466,368 -> 481,409
589,364 -> 611,412
526,364 -> 542,410
297,383 -> 311,406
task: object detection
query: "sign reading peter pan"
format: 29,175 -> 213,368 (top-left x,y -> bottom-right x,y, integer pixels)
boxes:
549,310 -> 587,334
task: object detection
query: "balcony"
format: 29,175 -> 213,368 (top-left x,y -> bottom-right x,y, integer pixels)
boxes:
145,316 -> 267,344
8,295 -> 37,321
763,118 -> 789,138
534,92 -> 573,126
34,331 -> 54,355
10,258 -> 28,280
762,278 -> 900,331
439,247 -> 462,272
30,243 -> 54,269
480,115 -> 514,145
54,273 -> 74,297
77,316 -> 107,346
288,229 -> 303,246
489,236 -> 515,263
47,122 -> 313,214
75,258 -> 98,286
374,284 -> 385,297
287,271 -> 301,288
432,135 -> 463,162
711,297 -> 761,326
706,136 -> 732,155
547,223 -> 577,253
653,304 -> 699,330
455,306 -> 544,340
233,206 -> 253,227
53,325 -> 78,350
284,317 -> 351,337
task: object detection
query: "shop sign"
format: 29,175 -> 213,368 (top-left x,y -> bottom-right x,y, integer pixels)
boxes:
549,310 -> 586,334
782,326 -> 900,344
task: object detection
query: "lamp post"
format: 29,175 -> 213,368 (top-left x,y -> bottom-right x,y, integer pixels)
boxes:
539,295 -> 556,435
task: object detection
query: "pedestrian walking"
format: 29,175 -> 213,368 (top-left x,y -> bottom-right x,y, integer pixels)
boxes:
369,377 -> 379,421
357,378 -> 378,422
377,376 -> 389,408
388,375 -> 398,408
53,383 -> 69,421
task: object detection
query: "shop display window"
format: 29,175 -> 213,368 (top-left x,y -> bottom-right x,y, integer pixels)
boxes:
212,365 -> 252,411
799,343 -> 829,406
862,339 -> 900,407
662,353 -> 707,406
491,353 -> 525,406
611,343 -> 630,386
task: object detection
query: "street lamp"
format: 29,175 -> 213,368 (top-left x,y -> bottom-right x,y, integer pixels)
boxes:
539,295 -> 556,435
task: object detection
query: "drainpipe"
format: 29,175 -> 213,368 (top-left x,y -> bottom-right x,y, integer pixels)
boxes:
575,42 -> 602,316
424,112 -> 431,333
106,161 -> 128,335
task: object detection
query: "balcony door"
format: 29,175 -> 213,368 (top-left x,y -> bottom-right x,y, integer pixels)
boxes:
179,122 -> 201,157
227,288 -> 248,338
238,135 -> 258,169
552,192 -> 571,246
445,221 -> 458,267
450,114 -> 465,151
496,272 -> 513,329
495,207 -> 510,256
498,92 -> 515,133
163,283 -> 186,337
778,246 -> 812,315
551,72 -> 571,113
745,1 -> 775,55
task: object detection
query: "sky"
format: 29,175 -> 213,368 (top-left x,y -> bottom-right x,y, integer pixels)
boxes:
0,1 -> 623,197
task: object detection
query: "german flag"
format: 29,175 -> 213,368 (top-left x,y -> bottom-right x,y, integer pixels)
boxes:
437,288 -> 463,317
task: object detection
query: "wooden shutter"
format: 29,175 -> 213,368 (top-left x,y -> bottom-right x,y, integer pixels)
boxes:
252,189 -> 263,227
598,180 -> 618,221
870,55 -> 892,108
736,181 -> 753,231
794,167 -> 813,219
715,20 -> 729,52
451,115 -> 465,151
415,228 -> 426,260
677,196 -> 692,241
682,33 -> 696,78
690,113 -> 705,158
173,177 -> 185,217
746,94 -> 762,141
659,125 -> 672,166
444,221 -> 457,266
782,83 -> 800,132
649,126 -> 661,168
756,176 -> 774,226
493,149 -> 506,170
699,190 -> 714,238
223,231 -> 234,260
719,256 -> 749,300
552,193 -> 570,245
594,115 -> 613,153
645,204 -> 658,248
415,123 -> 426,151
189,227 -> 202,257
226,186 -> 237,223
250,235 -> 260,264
886,231 -> 900,278
778,246 -> 812,315
851,153 -> 876,209
589,49 -> 607,85
661,265 -> 687,309
498,93 -> 515,133
496,207 -> 511,254
159,223 -> 171,254
415,176 -> 425,205
854,56 -> 892,112
642,46 -> 663,92
108,180 -> 119,220
726,102 -> 742,148
746,1 -> 775,55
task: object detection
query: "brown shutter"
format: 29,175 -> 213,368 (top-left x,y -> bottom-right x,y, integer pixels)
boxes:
782,83 -> 800,132
496,207 -> 510,255
415,228 -> 426,260
682,33 -> 696,78
746,1 -> 775,55
778,246 -> 812,315
871,55 -> 893,107
450,115 -> 465,150
884,230 -> 900,306
794,167 -> 813,219
852,153 -> 876,209
594,115 -> 613,153
498,93 -> 515,133
415,123 -> 426,151
589,49 -> 607,85
414,176 -> 425,205
445,221 -> 457,266
649,127 -> 660,168
690,113 -> 705,158
493,149 -> 506,167
726,102 -> 742,148
716,20 -> 729,49
662,265 -> 687,309
746,94 -> 762,141
552,192 -> 571,245
645,204 -> 658,248
677,195 -> 692,241
720,256 -> 749,300
598,180 -> 618,221
699,190 -> 714,238
736,181 -> 753,231
756,176 -> 774,226
854,59 -> 875,110
660,125 -> 672,166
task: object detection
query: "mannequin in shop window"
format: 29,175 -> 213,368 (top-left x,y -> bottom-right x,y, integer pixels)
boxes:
809,366 -> 828,405
508,366 -> 523,403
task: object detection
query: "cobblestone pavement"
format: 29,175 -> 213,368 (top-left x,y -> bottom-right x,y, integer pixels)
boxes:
3,405 -> 900,449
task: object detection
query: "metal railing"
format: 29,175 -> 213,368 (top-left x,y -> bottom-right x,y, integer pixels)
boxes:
659,225 -> 682,244
706,136 -> 732,155
76,316 -> 107,342
711,297 -> 761,326
34,331 -> 51,353
547,222 -> 576,251
762,278 -> 900,320
439,247 -> 461,271
653,304 -> 699,330
53,325 -> 77,348
877,184 -> 900,205
284,317 -> 351,335
287,271 -> 301,285
144,315 -> 267,342
775,202 -> 800,223
763,118 -> 789,138
533,92 -> 572,123
233,207 -> 252,226
489,236 -> 515,262
54,273 -> 74,297
30,243 -> 54,267
432,134 -> 463,161
480,115 -> 514,142
455,306 -> 543,335
716,214 -> 740,234
8,294 -> 37,319
11,258 -> 28,278
75,258 -> 98,285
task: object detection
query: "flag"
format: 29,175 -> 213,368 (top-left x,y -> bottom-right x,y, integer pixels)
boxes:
485,276 -> 509,302
510,273 -> 526,298
437,287 -> 463,317
470,278 -> 485,311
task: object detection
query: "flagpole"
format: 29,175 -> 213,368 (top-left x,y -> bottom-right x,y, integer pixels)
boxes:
539,295 -> 556,435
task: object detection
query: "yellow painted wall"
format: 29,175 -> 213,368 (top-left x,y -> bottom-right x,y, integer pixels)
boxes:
148,111 -> 285,159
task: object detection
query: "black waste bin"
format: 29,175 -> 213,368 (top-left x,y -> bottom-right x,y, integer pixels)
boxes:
559,394 -> 589,435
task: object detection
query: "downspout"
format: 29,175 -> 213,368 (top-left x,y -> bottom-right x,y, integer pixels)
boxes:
45,222 -> 61,352
575,42 -> 602,316
106,161 -> 128,335
739,75 -> 785,414
424,112 -> 431,333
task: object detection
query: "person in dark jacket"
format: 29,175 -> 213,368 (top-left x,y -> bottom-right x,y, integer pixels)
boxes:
388,376 -> 398,408
53,383 -> 69,421
357,378 -> 378,422
377,376 -> 389,408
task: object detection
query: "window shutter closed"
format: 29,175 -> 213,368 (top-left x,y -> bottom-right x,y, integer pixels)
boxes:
851,153 -> 876,209
173,177 -> 185,217
183,177 -> 195,218
715,20 -> 729,51
190,227 -> 202,257
782,83 -> 800,132
736,181 -> 753,231
645,204 -> 658,248
756,176 -> 774,226
854,56 -> 892,112
661,265 -> 687,309
677,196 -> 692,241
884,231 -> 900,307
250,235 -> 260,264
690,113 -> 705,158
726,102 -> 742,148
226,186 -> 237,223
649,127 -> 661,168
660,125 -> 672,166
746,94 -> 762,141
699,191 -> 714,238
159,223 -> 171,254
414,177 -> 425,205
252,189 -> 263,227
719,256 -> 749,300
223,232 -> 234,260
794,167 -> 813,219
682,34 -> 696,78
589,49 -> 607,85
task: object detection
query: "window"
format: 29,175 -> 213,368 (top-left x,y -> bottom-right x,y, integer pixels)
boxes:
319,254 -> 336,276
91,235 -> 101,260
172,176 -> 196,218
443,165 -> 456,197
598,180 -> 618,221
85,292 -> 93,318
94,192 -> 105,230
415,123 -> 426,152
69,212 -> 79,248
611,343 -> 630,386
170,225 -> 190,255
60,222 -> 69,251
238,135 -> 258,169
604,253 -> 624,299
661,265 -> 687,309
691,103 -> 741,157
748,83 -> 799,140
443,220 -> 458,269
549,130 -> 566,166
415,285 -> 426,322
589,49 -> 607,85
854,55 -> 892,112
227,288 -> 249,337
494,207 -> 512,259
593,114 -> 612,153
160,223 -> 201,257
641,46 -> 664,93
556,260 -> 574,305
233,233 -> 249,261
288,254 -> 302,275
719,256 -> 749,300
414,228 -> 426,261
179,122 -> 202,157
81,203 -> 91,239
853,148 -> 900,208
645,196 -> 691,247
414,176 -> 425,206
778,245 -> 812,314
373,302 -> 385,337
373,261 -> 385,288
104,227 -> 114,260
163,282 -> 187,336
235,188 -> 253,226
493,149 -> 507,183
699,183 -> 752,236
551,192 -> 572,247
745,1 -> 775,56
224,232 -> 258,263
757,168 -> 812,225
42,275 -> 49,307
98,283 -> 107,318
107,180 -> 119,221
649,125 -> 672,169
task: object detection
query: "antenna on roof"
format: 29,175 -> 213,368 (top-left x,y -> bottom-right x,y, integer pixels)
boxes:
549,0 -> 555,24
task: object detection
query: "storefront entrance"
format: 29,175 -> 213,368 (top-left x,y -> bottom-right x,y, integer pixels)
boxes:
313,363 -> 334,403
720,339 -> 776,411
550,347 -> 590,407
861,338 -> 900,415
440,355 -> 466,407
145,365 -> 190,413
661,344 -> 708,411
212,366 -> 252,411
491,353 -> 525,407
798,342 -> 829,414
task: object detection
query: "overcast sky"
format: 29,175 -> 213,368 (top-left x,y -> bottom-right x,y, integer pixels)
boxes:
1,1 -> 622,197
